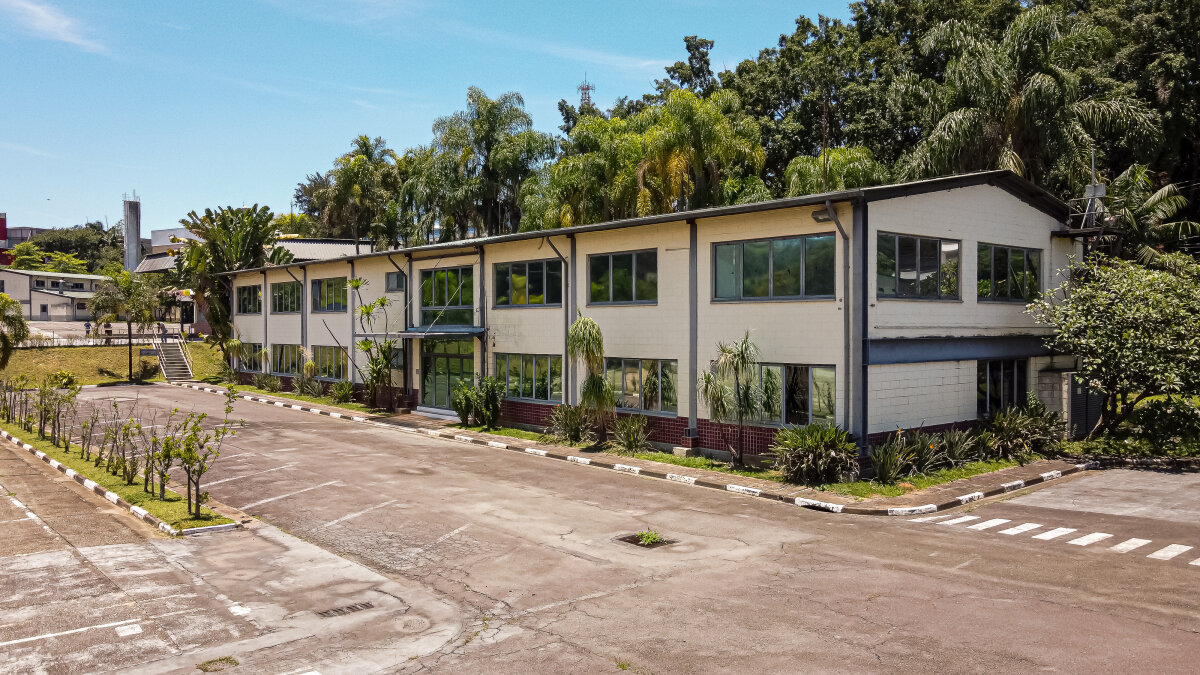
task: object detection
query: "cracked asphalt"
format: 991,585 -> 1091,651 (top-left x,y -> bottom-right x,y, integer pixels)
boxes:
9,383 -> 1198,673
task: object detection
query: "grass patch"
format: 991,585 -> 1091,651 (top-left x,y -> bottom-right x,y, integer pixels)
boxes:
818,459 -> 1022,499
196,656 -> 239,672
232,385 -> 386,415
0,420 -> 231,530
2,346 -> 160,385
453,423 -> 595,448
630,451 -> 789,483
185,342 -> 226,382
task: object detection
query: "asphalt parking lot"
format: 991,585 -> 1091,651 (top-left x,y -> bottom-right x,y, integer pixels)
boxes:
5,383 -> 1199,673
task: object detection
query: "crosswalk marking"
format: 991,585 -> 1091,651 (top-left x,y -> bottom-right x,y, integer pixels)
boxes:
1032,527 -> 1077,541
909,514 -> 954,523
938,515 -> 981,526
1109,538 -> 1151,554
1067,532 -> 1113,547
967,518 -> 1011,530
999,522 -> 1042,536
1147,544 -> 1193,561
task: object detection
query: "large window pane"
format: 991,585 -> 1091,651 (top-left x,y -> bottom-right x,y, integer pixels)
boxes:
772,238 -> 803,296
510,262 -> 527,306
804,235 -> 835,296
611,254 -> 634,302
940,241 -> 960,299
590,256 -> 610,303
811,367 -> 836,424
715,243 -> 740,299
877,233 -> 896,296
977,245 -> 993,298
993,247 -> 1009,298
535,357 -> 549,399
761,365 -> 783,423
546,261 -> 562,305
422,271 -> 435,307
660,361 -> 678,413
918,237 -> 940,297
641,359 -> 660,411
507,354 -> 521,397
977,361 -> 989,417
1008,248 -> 1026,300
1026,250 -> 1041,299
988,359 -> 1003,412
447,269 -> 461,306
434,270 -> 448,306
494,267 -> 510,306
521,354 -> 535,398
742,241 -> 770,298
897,236 -> 918,297
550,356 -> 563,402
528,262 -> 545,305
785,365 -> 810,425
605,358 -> 621,401
635,251 -> 657,301
459,268 -> 474,305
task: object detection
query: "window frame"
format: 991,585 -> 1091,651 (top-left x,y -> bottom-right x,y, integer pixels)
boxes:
236,285 -> 262,314
310,277 -> 348,313
875,232 -> 962,301
602,357 -> 679,416
711,233 -> 837,302
493,259 -> 563,308
747,362 -> 838,427
977,358 -> 1029,416
977,243 -> 1043,302
419,265 -> 475,326
494,352 -> 563,403
386,271 -> 406,293
311,345 -> 348,381
270,280 -> 302,314
587,249 -> 658,306
271,343 -> 303,376
237,342 -> 263,373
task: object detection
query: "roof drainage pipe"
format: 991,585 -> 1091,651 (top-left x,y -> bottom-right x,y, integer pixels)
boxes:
824,199 -> 852,438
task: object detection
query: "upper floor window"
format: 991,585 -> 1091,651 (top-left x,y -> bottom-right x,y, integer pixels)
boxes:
590,250 -> 657,304
311,277 -> 347,313
495,352 -> 562,402
271,281 -> 301,313
272,343 -> 302,375
604,357 -> 678,413
877,232 -> 960,300
312,345 -> 348,380
420,266 -> 474,326
495,260 -> 563,307
238,342 -> 263,372
236,285 -> 262,314
714,234 -> 835,301
978,244 -> 1041,301
386,271 -> 406,293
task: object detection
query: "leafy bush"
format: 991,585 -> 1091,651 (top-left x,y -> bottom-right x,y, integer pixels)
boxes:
294,374 -> 323,397
771,423 -> 859,484
941,429 -> 978,466
450,381 -> 475,425
1129,397 -> 1200,448
51,370 -> 78,388
253,373 -> 280,392
609,415 -> 652,455
906,430 -> 945,475
472,376 -> 504,430
636,529 -> 662,546
331,380 -> 354,404
544,403 -> 592,445
869,431 -> 913,484
986,393 -> 1064,461
217,360 -> 238,384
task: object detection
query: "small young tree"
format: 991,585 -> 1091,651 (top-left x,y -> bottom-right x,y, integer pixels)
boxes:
567,314 -> 614,444
697,330 -> 763,467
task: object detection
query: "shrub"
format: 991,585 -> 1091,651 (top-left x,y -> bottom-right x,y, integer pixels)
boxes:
544,403 -> 592,445
906,430 -> 945,475
450,381 -> 475,425
869,431 -> 913,484
331,380 -> 354,404
771,423 -> 859,484
609,415 -> 652,455
941,429 -> 978,466
635,529 -> 662,546
472,376 -> 504,430
217,360 -> 238,384
253,373 -> 280,392
1129,397 -> 1200,448
294,374 -> 324,398
986,394 -> 1064,461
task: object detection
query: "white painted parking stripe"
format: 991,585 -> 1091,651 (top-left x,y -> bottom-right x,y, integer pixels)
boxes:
1067,532 -> 1113,546
938,515 -> 981,526
967,518 -> 1010,531
1147,544 -> 1193,561
206,463 -> 297,486
1190,558 -> 1200,567
239,480 -> 341,510
319,499 -> 399,529
1109,538 -> 1151,553
115,623 -> 142,637
0,618 -> 138,647
909,514 -> 954,522
999,522 -> 1042,535
1032,527 -> 1077,540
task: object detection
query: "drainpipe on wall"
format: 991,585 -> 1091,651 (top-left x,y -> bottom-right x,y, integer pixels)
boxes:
824,200 -> 853,439
687,218 -> 699,438
568,234 -> 577,406
544,235 -> 569,404
261,270 -> 268,374
476,245 -> 485,382
349,260 -> 357,384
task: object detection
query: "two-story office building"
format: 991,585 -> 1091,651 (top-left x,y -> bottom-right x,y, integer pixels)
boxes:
0,269 -> 104,321
225,171 -> 1083,452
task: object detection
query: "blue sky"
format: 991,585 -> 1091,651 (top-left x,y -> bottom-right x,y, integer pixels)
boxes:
0,0 -> 850,232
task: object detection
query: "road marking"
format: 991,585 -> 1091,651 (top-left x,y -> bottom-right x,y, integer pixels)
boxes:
967,518 -> 1011,530
1109,538 -> 1152,553
1147,544 -> 1193,561
206,463 -> 297,486
1067,532 -> 1113,547
398,524 -> 470,563
115,623 -> 142,637
1190,558 -> 1200,567
938,515 -> 981,526
909,514 -> 954,523
1033,527 -> 1077,541
999,522 -> 1042,535
319,499 -> 399,529
0,516 -> 33,525
229,604 -> 251,616
239,480 -> 341,510
0,618 -> 138,647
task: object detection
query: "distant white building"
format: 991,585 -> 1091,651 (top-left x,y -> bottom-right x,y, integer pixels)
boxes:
0,269 -> 104,321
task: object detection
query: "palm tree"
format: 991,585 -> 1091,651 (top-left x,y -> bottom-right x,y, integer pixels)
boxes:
567,314 -> 614,444
896,6 -> 1159,194
1098,164 -> 1200,263
88,270 -> 158,381
697,331 -> 761,467
0,293 -> 29,370
784,146 -> 890,196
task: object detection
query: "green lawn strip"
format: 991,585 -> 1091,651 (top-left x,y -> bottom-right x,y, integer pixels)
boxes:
630,451 -> 790,483
231,385 -> 386,415
0,420 -> 231,530
2,346 -> 161,386
452,424 -> 594,448
818,459 -> 1022,499
185,342 -> 227,382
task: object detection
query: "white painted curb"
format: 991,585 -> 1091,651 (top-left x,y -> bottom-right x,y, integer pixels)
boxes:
795,497 -> 845,513
887,504 -> 937,516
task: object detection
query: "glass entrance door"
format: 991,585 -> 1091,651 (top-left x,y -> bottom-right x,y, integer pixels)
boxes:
421,338 -> 475,409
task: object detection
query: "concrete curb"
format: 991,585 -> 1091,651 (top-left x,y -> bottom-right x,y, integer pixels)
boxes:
170,382 -> 1101,517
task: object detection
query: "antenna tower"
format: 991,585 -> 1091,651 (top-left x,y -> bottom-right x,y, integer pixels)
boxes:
578,74 -> 595,107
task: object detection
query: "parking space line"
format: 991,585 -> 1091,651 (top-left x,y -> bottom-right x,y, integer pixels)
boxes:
319,499 -> 399,529
1067,532 -> 1113,547
206,463 -> 297,486
1147,544 -> 1193,561
938,515 -> 980,526
1109,538 -> 1152,553
998,522 -> 1042,535
967,518 -> 1010,530
239,481 -> 341,510
0,618 -> 139,648
1032,527 -> 1077,541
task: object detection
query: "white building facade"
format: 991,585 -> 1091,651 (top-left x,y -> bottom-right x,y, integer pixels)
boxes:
0,269 -> 103,321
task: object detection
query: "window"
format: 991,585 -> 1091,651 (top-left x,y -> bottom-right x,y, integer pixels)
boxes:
311,277 -> 347,312
34,280 -> 44,288
270,281 -> 301,313
0,280 -> 4,292
50,281 -> 60,289
589,250 -> 657,304
236,285 -> 262,314
386,271 -> 406,293
978,244 -> 1041,301
876,233 -> 960,299
68,282 -> 83,290
420,266 -> 474,326
713,234 -> 834,300
75,302 -> 86,310
495,353 -> 562,402
977,359 -> 1028,416
272,344 -> 302,375
494,260 -> 563,307
743,364 -> 836,426
603,358 -> 677,413
312,345 -> 348,380
238,342 -> 263,372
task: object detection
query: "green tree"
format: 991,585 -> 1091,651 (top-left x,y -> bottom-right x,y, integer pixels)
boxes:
30,223 -> 124,272
0,293 -> 30,369
567,314 -> 614,444
1029,254 -> 1200,436
88,270 -> 159,381
1098,164 -> 1200,263
697,331 -> 763,467
784,146 -> 890,196
10,242 -> 47,270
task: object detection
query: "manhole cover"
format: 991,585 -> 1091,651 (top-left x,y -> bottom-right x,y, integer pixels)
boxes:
315,601 -> 374,618
616,534 -> 675,549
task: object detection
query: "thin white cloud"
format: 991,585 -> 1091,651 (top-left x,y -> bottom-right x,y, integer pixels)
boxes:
351,99 -> 381,110
0,0 -> 106,54
0,140 -> 57,158
261,0 -> 428,26
444,22 -> 669,75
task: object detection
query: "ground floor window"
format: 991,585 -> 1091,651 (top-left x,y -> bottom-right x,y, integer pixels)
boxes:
495,353 -> 562,402
977,359 -> 1028,416
749,364 -> 836,426
421,338 -> 474,409
238,342 -> 263,372
272,344 -> 302,375
312,345 -> 348,380
604,358 -> 678,413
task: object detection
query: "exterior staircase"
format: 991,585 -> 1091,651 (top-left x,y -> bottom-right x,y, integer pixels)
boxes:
156,337 -> 193,381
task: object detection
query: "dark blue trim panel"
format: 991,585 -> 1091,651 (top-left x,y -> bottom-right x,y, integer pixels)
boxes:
867,336 -> 1050,365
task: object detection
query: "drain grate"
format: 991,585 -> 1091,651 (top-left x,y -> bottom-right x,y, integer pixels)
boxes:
315,601 -> 374,618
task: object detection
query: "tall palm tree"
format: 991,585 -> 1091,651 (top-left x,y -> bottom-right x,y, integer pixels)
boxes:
784,146 -> 890,196
1099,164 -> 1200,263
0,294 -> 29,370
567,314 -> 614,444
88,270 -> 158,381
896,6 -> 1159,194
697,331 -> 761,467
